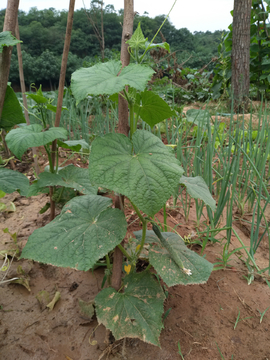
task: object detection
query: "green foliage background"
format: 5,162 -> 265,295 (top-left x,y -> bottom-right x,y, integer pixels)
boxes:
0,5 -> 224,87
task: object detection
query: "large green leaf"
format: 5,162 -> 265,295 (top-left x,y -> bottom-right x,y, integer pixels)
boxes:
95,271 -> 165,347
0,31 -> 21,52
21,195 -> 127,271
0,85 -> 26,131
6,124 -> 68,160
134,90 -> 176,127
89,130 -> 184,216
35,165 -> 97,195
71,60 -> 154,103
179,176 -> 216,211
134,231 -> 213,286
0,168 -> 29,196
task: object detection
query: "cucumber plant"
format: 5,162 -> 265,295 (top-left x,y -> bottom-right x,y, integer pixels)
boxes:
21,24 -> 213,347
4,85 -> 97,208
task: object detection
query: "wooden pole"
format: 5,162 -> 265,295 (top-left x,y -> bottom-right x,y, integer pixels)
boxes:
111,0 -> 134,291
0,0 -> 20,170
15,17 -> 39,175
49,0 -> 75,221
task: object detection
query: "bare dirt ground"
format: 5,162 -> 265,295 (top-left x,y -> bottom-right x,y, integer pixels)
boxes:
1,148 -> 270,360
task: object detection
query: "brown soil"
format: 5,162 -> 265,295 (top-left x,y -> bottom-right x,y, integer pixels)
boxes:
1,151 -> 270,360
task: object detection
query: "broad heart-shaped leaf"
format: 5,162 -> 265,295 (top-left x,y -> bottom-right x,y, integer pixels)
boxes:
89,130 -> 184,216
95,271 -> 165,347
0,85 -> 26,131
134,90 -> 176,127
58,139 -> 89,152
35,165 -> 97,195
0,31 -> 21,52
179,176 -> 216,212
21,195 -> 127,271
185,109 -> 211,127
126,22 -> 147,50
134,231 -> 213,287
0,168 -> 29,196
71,60 -> 154,103
6,124 -> 68,160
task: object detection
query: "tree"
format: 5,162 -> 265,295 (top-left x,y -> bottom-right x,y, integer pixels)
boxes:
231,0 -> 252,111
85,0 -> 105,61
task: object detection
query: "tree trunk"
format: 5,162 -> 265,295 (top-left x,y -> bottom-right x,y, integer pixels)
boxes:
111,0 -> 133,291
231,0 -> 252,112
0,0 -> 19,170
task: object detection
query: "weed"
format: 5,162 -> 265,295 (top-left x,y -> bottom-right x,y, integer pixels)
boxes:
177,341 -> 185,360
257,306 -> 270,323
234,308 -> 253,330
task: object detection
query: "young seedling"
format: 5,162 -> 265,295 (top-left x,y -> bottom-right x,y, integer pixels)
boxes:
215,342 -> 225,360
257,306 -> 270,324
177,341 -> 185,360
234,308 -> 253,330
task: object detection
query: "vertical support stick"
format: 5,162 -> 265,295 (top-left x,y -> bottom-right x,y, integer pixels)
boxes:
111,0 -> 134,291
49,0 -> 75,221
0,0 -> 20,170
15,17 -> 39,175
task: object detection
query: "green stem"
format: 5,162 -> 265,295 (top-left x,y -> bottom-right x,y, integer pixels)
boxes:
55,145 -> 59,173
56,186 -> 65,203
117,244 -> 132,262
144,263 -> 152,272
44,144 -> 54,173
106,254 -> 111,269
163,203 -> 167,232
136,219 -> 147,259
130,200 -> 145,224
129,102 -> 135,139
134,112 -> 139,132
140,0 -> 178,63
40,107 -> 47,129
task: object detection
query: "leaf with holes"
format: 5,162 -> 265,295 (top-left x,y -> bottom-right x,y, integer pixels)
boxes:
35,165 -> 97,195
71,60 -> 154,103
0,168 -> 29,196
21,195 -> 127,271
134,231 -> 213,286
95,271 -> 165,347
180,176 -> 216,211
89,130 -> 184,216
6,124 -> 68,160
